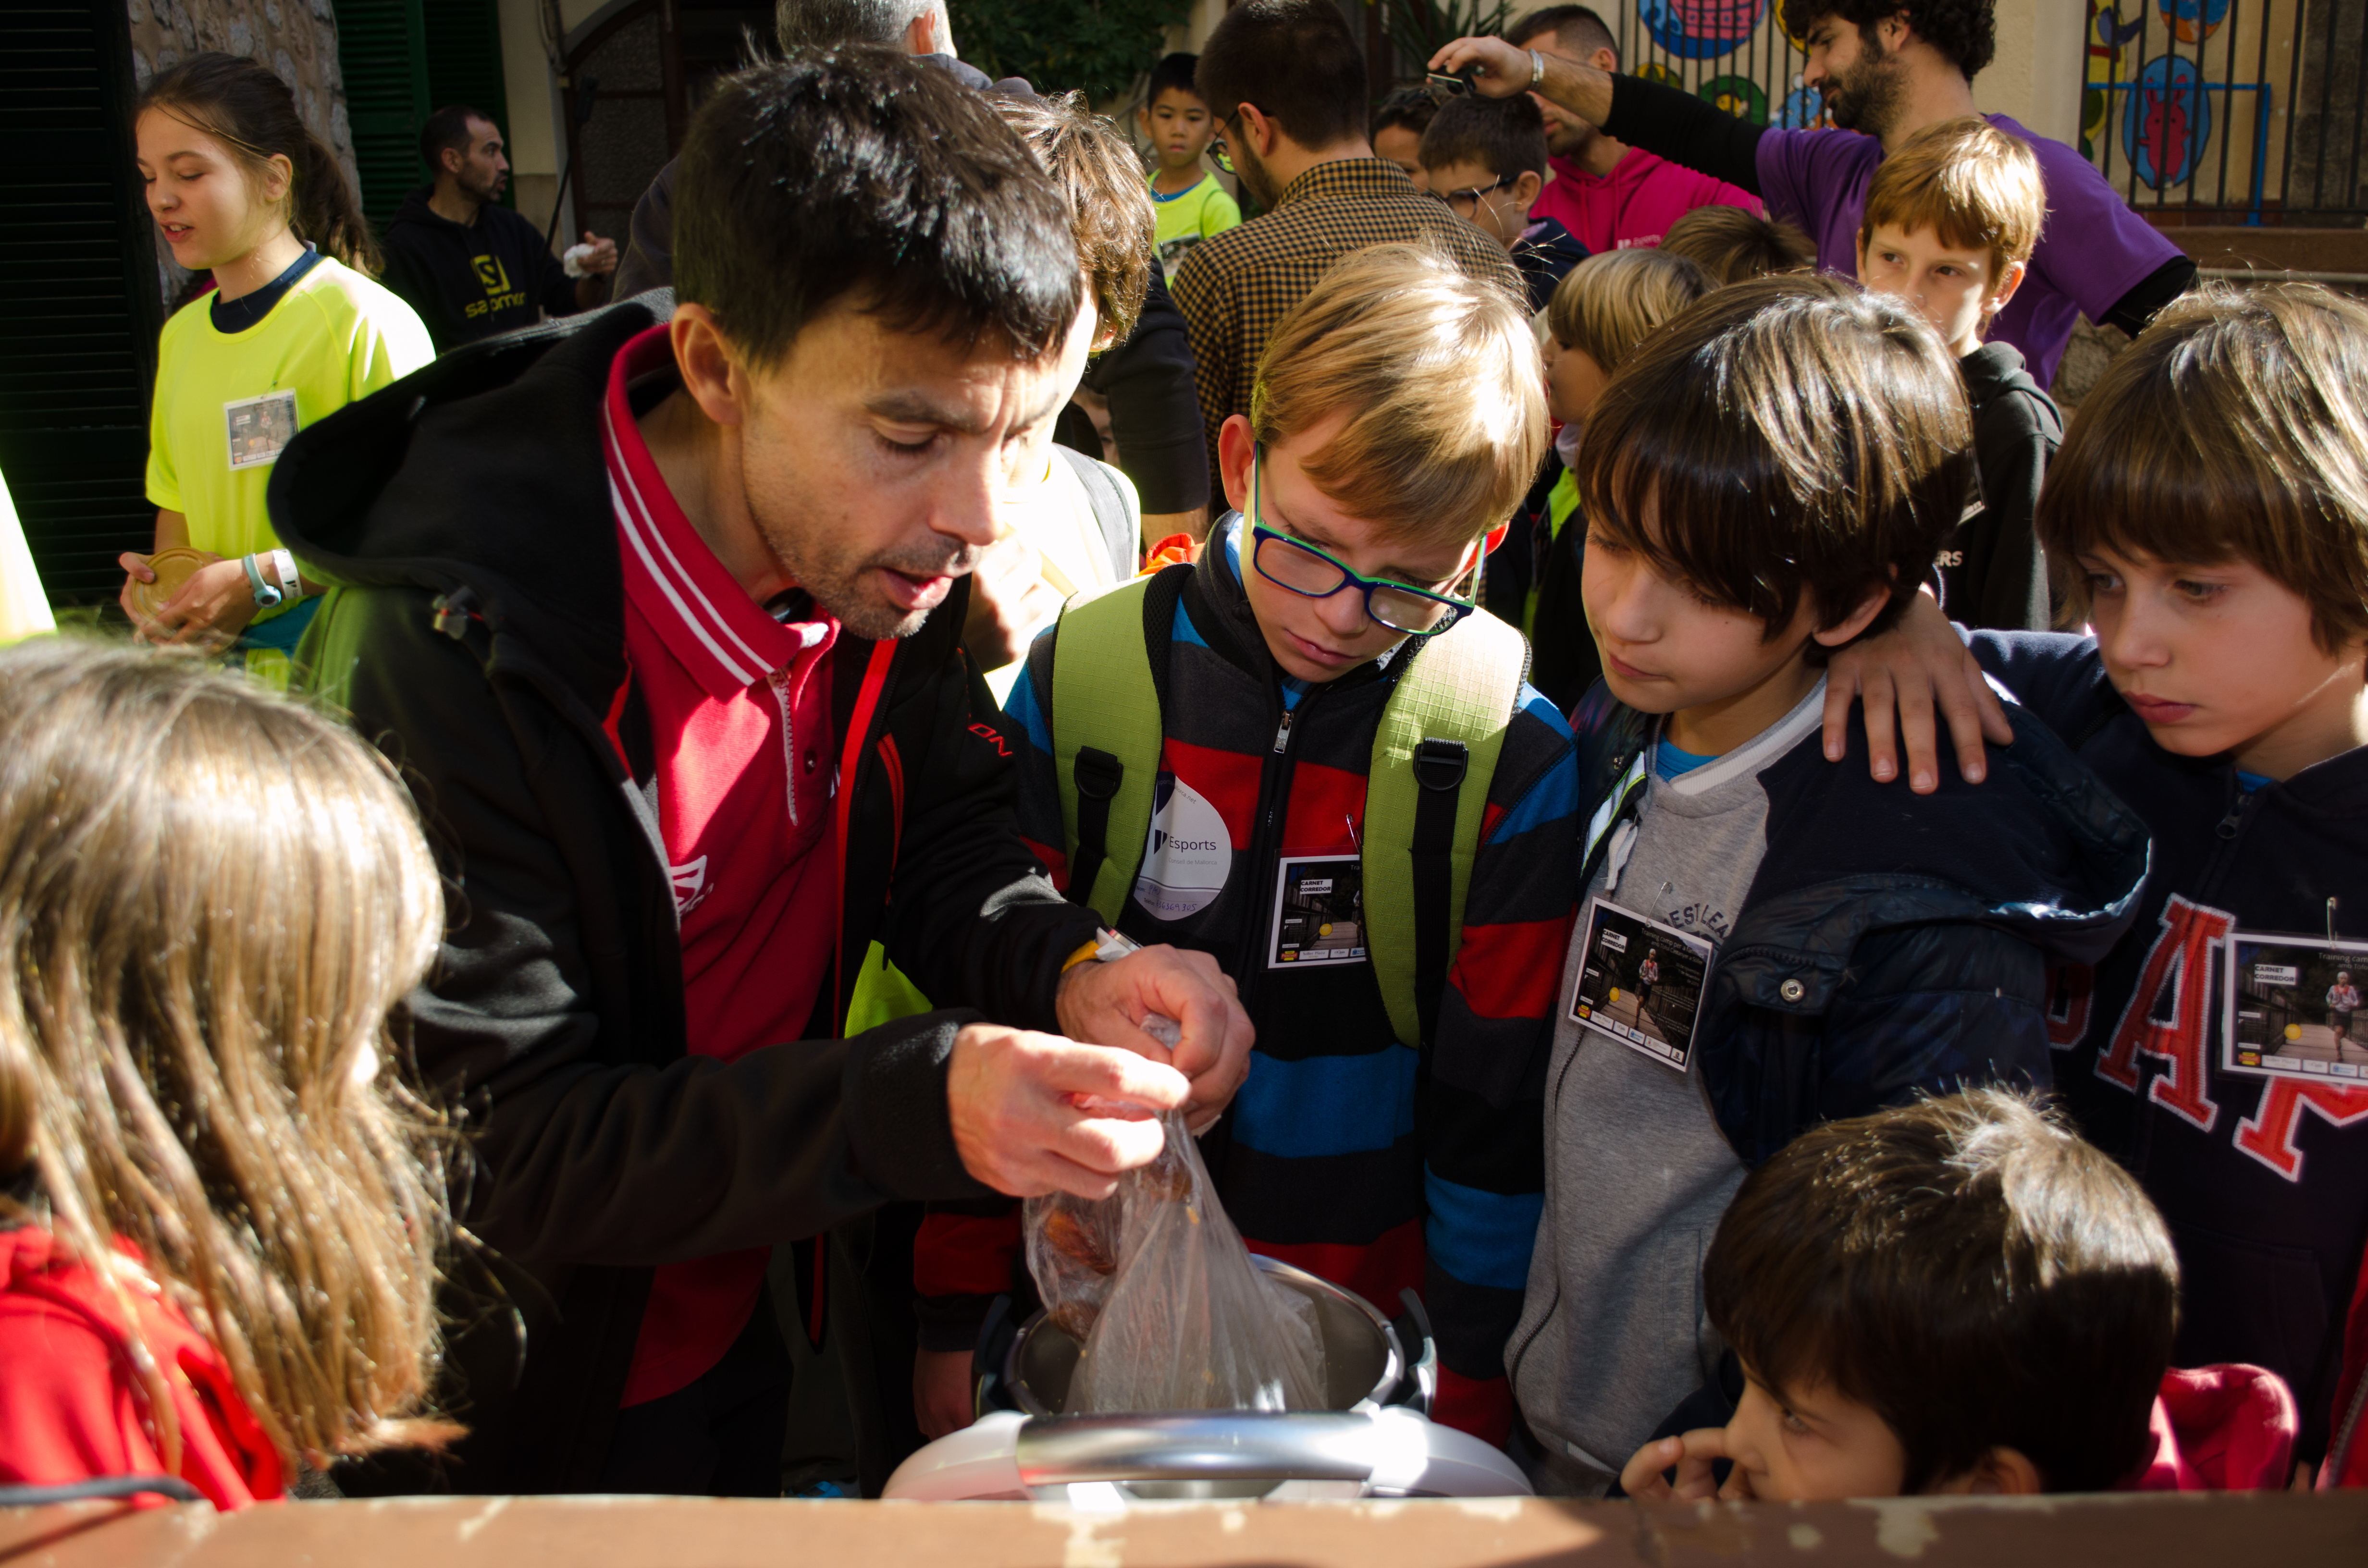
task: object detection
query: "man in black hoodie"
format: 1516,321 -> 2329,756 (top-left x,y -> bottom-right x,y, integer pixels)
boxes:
379,105 -> 619,352
273,48 -> 1251,1498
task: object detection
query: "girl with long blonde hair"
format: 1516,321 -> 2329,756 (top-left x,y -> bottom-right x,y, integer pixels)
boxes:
0,640 -> 455,1507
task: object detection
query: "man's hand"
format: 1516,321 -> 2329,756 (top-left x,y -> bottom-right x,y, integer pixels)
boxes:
1427,35 -> 1535,98
947,1022 -> 1186,1199
1056,944 -> 1253,1128
962,530 -> 1061,672
577,230 -> 619,276
1821,591 -> 2014,792
1429,35 -> 1615,125
1621,1429 -> 1751,1503
143,556 -> 257,649
914,1348 -> 975,1440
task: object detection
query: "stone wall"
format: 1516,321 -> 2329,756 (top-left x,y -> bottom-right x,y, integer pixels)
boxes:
125,0 -> 363,302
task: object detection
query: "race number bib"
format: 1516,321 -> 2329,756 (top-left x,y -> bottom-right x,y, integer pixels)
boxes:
1568,895 -> 1714,1072
1267,856 -> 1367,969
224,389 -> 298,470
2222,928 -> 2368,1083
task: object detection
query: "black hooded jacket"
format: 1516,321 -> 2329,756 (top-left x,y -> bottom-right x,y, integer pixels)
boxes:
268,293 -> 1099,1491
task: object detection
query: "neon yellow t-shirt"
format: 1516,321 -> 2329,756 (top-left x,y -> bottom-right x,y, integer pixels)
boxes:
1151,171 -> 1241,281
145,256 -> 432,617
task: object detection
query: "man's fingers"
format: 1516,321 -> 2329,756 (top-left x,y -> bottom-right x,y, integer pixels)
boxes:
1821,665 -> 1859,763
1051,1108 -> 1170,1177
1859,666 -> 1900,784
1036,1041 -> 1190,1113
1893,667 -> 1942,795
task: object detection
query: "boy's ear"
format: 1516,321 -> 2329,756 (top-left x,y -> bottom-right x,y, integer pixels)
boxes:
1217,414 -> 1258,515
1811,576 -> 1899,649
1935,1446 -> 2046,1497
1985,259 -> 2030,319
1514,169 -> 1544,207
1483,521 -> 1510,556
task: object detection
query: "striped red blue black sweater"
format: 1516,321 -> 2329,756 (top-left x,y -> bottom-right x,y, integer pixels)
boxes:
916,520 -> 1578,1443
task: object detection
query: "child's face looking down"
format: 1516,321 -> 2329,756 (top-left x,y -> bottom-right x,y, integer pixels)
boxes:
1582,501 -> 1888,755
1373,123 -> 1427,189
1546,341 -> 1608,428
1218,411 -> 1483,685
1141,87 -> 1215,174
2079,542 -> 2368,780
1723,1367 -> 1911,1501
1423,156 -> 1539,251
1856,221 -> 2024,357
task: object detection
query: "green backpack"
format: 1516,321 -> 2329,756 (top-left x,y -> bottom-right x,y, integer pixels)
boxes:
1050,565 -> 1529,1049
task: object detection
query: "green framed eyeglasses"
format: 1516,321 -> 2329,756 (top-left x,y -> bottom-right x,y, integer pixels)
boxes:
1245,448 -> 1478,637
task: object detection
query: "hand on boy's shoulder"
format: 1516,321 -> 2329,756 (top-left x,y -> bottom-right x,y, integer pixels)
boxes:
1821,591 -> 2014,794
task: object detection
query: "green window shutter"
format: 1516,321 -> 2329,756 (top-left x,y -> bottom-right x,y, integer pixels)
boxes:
333,0 -> 431,233
421,0 -> 513,206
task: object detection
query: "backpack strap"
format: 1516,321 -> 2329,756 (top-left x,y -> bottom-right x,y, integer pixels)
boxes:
1052,444 -> 1142,579
1048,565 -> 1186,923
1364,610 -> 1530,1050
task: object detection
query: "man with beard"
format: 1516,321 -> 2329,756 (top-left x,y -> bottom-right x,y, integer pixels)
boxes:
271,49 -> 1254,1497
379,105 -> 618,352
1440,3 -> 2193,389
1510,7 -> 1756,254
1172,0 -> 1523,481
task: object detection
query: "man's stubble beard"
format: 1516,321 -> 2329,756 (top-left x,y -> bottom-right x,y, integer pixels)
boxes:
1231,134 -> 1283,210
1824,37 -> 1907,139
743,470 -> 978,641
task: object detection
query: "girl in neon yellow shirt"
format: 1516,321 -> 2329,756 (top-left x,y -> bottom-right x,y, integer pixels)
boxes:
121,55 -> 432,655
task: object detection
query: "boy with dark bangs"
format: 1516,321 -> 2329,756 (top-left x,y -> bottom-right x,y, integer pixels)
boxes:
1844,284 -> 2368,1478
1621,1090 -> 2296,1501
1505,275 -> 2149,1496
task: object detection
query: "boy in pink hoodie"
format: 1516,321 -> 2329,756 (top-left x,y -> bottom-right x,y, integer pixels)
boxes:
1623,1088 -> 2297,1500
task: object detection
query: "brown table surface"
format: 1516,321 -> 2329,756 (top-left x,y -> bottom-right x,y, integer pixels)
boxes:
2,1491 -> 2363,1567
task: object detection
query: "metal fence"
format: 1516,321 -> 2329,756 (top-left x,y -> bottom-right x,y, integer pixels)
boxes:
1488,2 -> 2368,227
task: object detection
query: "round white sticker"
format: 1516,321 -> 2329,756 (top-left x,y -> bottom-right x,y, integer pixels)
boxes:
1132,773 -> 1232,921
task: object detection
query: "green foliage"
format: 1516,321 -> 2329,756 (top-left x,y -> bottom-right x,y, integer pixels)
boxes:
1381,0 -> 1516,67
953,0 -> 1194,106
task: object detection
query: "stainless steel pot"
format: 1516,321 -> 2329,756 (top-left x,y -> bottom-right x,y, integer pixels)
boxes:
1000,1253 -> 1407,1417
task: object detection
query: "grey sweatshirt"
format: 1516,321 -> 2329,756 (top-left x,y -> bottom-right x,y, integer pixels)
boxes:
1506,682 -> 1825,1494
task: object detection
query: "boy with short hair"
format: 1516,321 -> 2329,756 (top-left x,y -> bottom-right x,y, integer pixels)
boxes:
1141,51 -> 1240,280
913,245 -> 1578,1444
1370,85 -> 1439,188
1857,116 -> 2060,633
1844,283 -> 2368,1477
1657,204 -> 1814,285
1621,1090 -> 2298,1500
1506,275 -> 2149,1496
1418,93 -> 1588,314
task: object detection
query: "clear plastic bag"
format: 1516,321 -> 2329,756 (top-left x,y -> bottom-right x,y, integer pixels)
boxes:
1024,1109 -> 1328,1414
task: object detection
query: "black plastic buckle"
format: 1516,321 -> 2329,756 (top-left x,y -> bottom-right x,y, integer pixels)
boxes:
1413,737 -> 1469,793
1073,746 -> 1123,801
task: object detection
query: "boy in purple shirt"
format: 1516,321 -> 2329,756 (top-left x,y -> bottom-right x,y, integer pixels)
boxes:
1436,1 -> 2195,388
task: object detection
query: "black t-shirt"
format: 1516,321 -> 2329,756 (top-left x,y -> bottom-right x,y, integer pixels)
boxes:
378,186 -> 578,352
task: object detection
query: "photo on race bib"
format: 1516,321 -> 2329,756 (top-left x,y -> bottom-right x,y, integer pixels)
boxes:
1267,855 -> 1367,969
2222,929 -> 2368,1083
224,389 -> 299,470
1568,895 -> 1714,1072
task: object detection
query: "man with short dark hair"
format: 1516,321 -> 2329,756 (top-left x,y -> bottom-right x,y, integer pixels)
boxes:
1447,2 -> 2195,388
1508,6 -> 1756,253
274,48 -> 1251,1499
1172,0 -> 1524,481
377,106 -> 617,352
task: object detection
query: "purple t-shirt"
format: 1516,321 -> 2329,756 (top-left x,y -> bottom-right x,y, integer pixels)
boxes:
1755,114 -> 2180,390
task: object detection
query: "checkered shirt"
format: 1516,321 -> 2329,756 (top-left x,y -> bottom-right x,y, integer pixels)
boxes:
1170,158 -> 1528,483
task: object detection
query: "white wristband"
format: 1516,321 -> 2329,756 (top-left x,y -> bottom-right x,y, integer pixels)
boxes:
270,548 -> 302,599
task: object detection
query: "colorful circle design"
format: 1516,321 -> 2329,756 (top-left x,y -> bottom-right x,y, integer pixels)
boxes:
1777,81 -> 1829,129
2122,53 -> 2212,189
2158,0 -> 2231,45
1700,74 -> 1768,124
1638,0 -> 1771,62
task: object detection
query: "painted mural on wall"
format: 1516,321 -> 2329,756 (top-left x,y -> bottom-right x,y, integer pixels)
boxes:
1637,0 -> 1770,60
2125,51 -> 2210,190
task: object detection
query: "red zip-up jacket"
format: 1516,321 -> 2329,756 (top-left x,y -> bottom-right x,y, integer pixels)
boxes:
0,1227 -> 282,1509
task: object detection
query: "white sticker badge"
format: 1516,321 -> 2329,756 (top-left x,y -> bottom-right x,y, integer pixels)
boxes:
224,389 -> 299,470
1131,772 -> 1231,922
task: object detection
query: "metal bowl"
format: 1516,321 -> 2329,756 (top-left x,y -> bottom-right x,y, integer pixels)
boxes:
1002,1254 -> 1406,1416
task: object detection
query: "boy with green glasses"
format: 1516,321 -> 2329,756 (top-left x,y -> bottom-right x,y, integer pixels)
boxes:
910,245 -> 1578,1447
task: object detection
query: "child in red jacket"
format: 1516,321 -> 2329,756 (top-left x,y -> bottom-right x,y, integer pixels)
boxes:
1623,1090 -> 2296,1501
0,641 -> 455,1508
